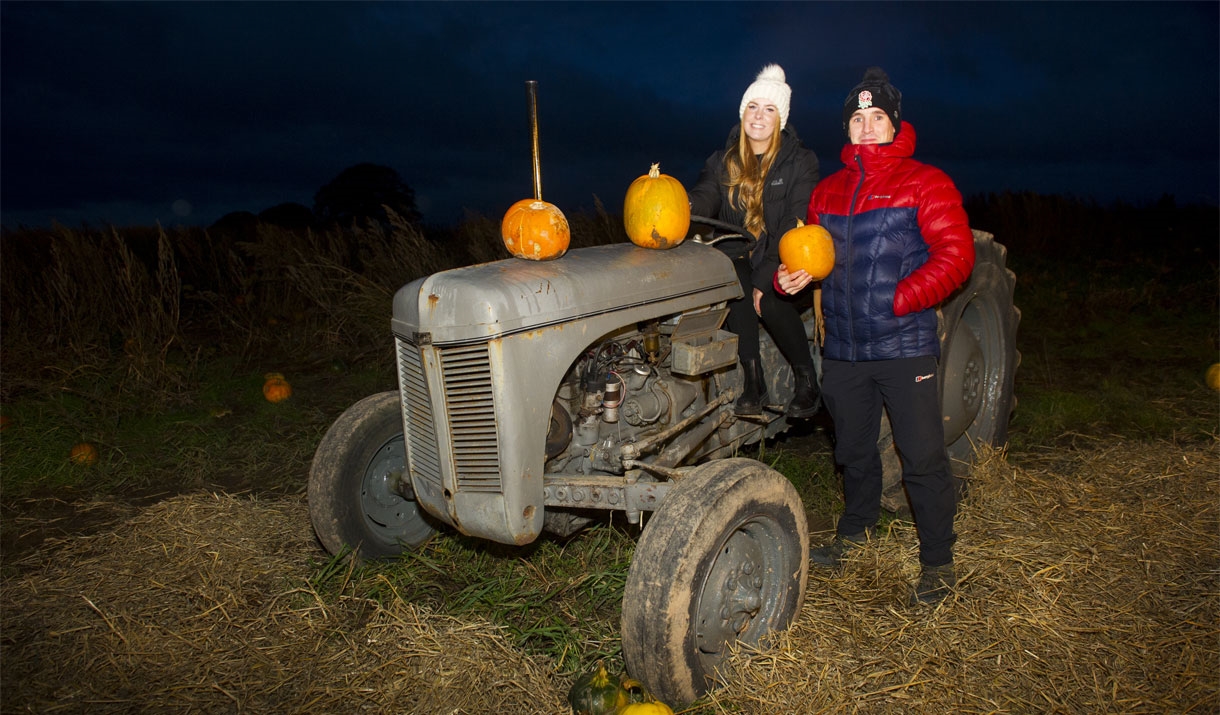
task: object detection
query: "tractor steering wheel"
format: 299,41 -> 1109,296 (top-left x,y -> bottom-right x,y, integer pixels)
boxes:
689,215 -> 755,249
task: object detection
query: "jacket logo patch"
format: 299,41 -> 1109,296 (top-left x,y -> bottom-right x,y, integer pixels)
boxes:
770,178 -> 784,186
857,90 -> 873,109
867,194 -> 892,200
915,373 -> 935,383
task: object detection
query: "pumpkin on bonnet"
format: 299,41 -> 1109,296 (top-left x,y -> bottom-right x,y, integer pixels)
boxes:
623,163 -> 690,250
501,198 -> 570,261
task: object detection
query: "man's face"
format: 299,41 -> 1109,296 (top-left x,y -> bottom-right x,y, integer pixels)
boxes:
848,107 -> 895,145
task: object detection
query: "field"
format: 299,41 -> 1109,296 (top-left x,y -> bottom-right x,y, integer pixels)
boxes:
1,194 -> 1217,713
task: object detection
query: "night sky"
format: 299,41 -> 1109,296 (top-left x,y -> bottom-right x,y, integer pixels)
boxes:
2,1 -> 1217,230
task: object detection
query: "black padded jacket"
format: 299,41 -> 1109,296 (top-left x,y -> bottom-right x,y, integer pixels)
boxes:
688,124 -> 820,289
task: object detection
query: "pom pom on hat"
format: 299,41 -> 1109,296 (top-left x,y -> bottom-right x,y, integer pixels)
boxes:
842,66 -> 902,137
739,64 -> 792,131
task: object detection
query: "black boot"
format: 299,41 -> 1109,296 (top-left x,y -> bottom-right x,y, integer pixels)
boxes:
786,365 -> 821,419
734,359 -> 767,417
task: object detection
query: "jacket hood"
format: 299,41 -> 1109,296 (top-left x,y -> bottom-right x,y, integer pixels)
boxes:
839,120 -> 916,169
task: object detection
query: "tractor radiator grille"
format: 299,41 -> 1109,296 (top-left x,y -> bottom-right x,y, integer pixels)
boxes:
438,344 -> 502,493
396,338 -> 503,495
396,338 -> 443,495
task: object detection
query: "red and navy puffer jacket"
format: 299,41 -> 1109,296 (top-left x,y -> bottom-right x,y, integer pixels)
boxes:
805,122 -> 974,362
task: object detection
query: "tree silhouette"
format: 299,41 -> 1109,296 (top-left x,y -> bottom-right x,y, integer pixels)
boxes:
313,163 -> 421,226
209,210 -> 259,240
258,202 -> 316,230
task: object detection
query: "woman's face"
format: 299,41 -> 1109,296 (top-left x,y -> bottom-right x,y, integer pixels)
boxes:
848,107 -> 895,145
742,99 -> 779,150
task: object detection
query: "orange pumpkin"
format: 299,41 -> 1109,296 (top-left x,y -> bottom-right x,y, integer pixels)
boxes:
69,442 -> 99,466
501,199 -> 570,260
263,373 -> 293,403
778,219 -> 835,281
623,163 -> 690,249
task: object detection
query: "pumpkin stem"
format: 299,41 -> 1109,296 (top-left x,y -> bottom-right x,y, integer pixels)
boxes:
648,163 -> 660,179
592,661 -> 612,686
796,218 -> 805,228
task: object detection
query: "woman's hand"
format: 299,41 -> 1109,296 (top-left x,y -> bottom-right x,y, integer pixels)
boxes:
752,287 -> 763,317
776,264 -> 813,296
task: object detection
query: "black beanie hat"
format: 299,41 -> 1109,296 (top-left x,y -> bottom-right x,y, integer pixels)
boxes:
842,67 -> 902,137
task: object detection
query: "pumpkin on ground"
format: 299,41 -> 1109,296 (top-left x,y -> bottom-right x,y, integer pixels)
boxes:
501,198 -> 570,261
263,372 -> 293,403
623,163 -> 690,250
1206,363 -> 1220,391
69,442 -> 99,466
614,676 -> 674,715
618,701 -> 676,715
778,219 -> 835,281
567,662 -> 639,715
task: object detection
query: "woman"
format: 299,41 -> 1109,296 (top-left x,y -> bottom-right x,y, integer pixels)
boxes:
688,63 -> 821,418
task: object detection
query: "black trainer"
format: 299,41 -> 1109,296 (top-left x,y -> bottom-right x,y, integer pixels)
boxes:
908,562 -> 956,605
808,531 -> 870,567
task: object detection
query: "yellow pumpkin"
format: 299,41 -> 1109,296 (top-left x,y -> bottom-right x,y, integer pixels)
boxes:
1206,363 -> 1220,391
69,442 -> 99,466
778,219 -> 835,281
623,163 -> 690,249
501,198 -> 570,261
612,676 -> 673,715
263,374 -> 293,403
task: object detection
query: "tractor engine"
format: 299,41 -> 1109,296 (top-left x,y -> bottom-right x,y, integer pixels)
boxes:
545,322 -> 712,477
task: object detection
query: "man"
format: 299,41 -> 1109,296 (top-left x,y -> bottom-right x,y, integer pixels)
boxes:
777,67 -> 975,605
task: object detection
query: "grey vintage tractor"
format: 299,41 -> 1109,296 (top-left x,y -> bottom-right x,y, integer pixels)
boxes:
307,219 -> 1019,705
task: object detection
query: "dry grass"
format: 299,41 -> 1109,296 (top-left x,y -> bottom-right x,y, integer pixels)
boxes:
1,493 -> 566,714
711,438 -> 1219,713
2,441 -> 1217,714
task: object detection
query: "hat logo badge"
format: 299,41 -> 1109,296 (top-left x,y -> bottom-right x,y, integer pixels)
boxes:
857,90 -> 873,110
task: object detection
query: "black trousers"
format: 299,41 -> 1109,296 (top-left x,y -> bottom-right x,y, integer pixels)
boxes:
821,355 -> 957,566
727,254 -> 814,372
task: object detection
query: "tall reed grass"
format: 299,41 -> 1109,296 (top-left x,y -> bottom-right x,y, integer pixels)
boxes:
2,191 -> 1214,408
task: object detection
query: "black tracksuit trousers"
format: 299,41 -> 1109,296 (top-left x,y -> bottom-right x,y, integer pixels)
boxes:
822,355 -> 957,567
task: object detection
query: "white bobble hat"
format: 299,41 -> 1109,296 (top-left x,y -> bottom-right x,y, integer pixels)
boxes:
739,64 -> 791,131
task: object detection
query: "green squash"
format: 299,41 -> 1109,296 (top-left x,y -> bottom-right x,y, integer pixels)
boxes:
567,661 -> 628,715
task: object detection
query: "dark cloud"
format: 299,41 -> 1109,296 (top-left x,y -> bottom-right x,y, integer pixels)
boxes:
2,1 -> 1216,229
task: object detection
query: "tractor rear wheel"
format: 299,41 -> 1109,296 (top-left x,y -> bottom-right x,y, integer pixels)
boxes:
879,231 -> 1020,513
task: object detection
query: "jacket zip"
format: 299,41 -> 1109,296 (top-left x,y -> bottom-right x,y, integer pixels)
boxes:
846,154 -> 866,364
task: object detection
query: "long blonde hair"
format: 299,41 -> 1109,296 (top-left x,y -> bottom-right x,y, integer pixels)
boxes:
723,123 -> 782,238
